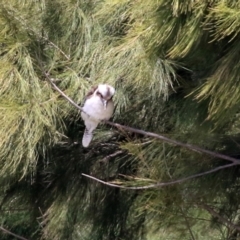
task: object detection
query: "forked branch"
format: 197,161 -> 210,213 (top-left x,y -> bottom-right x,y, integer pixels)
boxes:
0,226 -> 28,240
43,72 -> 240,165
42,71 -> 240,190
82,162 -> 237,190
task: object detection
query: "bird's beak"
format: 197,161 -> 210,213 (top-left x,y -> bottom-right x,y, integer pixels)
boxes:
102,99 -> 107,109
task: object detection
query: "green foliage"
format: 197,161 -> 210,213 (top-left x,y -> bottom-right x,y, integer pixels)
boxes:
0,0 -> 240,240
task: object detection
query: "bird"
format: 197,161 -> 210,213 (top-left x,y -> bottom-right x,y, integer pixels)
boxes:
81,84 -> 115,147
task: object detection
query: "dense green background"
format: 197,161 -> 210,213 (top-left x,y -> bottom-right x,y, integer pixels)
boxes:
0,0 -> 240,239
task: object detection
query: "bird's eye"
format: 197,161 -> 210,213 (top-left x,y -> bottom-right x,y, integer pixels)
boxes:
96,91 -> 103,98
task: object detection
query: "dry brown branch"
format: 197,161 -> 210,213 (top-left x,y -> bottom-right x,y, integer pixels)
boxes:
0,226 -> 29,240
81,162 -> 237,190
4,5 -> 70,61
43,73 -> 240,165
41,72 -> 240,190
179,207 -> 196,240
105,121 -> 240,165
198,203 -> 240,232
42,36 -> 70,60
44,75 -> 83,112
99,150 -> 124,163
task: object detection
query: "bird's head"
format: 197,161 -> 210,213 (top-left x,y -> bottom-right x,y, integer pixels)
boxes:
95,84 -> 115,108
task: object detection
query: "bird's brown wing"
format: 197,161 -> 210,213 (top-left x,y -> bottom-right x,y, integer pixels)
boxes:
85,85 -> 98,100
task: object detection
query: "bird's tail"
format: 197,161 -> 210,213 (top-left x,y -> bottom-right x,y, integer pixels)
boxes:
82,128 -> 93,147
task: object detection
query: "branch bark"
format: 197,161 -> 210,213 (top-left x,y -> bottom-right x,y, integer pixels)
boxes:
179,207 -> 196,240
105,121 -> 240,165
41,72 -> 240,189
43,73 -> 240,165
99,150 -> 124,163
198,203 -> 240,232
0,226 -> 29,240
82,162 -> 237,190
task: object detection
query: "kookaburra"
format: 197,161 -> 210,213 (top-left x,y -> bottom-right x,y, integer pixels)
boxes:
81,84 -> 115,147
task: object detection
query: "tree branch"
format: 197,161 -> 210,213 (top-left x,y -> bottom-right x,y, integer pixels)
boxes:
82,162 -> 237,190
105,121 -> 240,165
43,74 -> 83,112
0,226 -> 29,240
43,73 -> 240,165
41,71 -> 240,189
198,203 -> 240,232
99,150 -> 124,163
179,207 -> 196,240
5,6 -> 70,61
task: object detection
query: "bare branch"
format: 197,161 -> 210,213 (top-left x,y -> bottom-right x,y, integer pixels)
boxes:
198,203 -> 240,232
82,162 -> 237,190
0,226 -> 29,240
44,75 -> 83,112
3,5 -> 70,61
105,121 -> 240,165
40,69 -> 240,190
43,75 -> 240,165
179,207 -> 196,240
41,36 -> 70,60
38,64 -> 91,119
99,150 -> 124,163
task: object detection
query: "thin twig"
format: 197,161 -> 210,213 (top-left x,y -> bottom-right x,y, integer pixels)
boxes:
105,121 -> 240,165
99,150 -> 124,163
44,75 -> 83,112
0,226 -> 29,240
43,74 -> 240,165
42,72 -> 240,189
39,66 -> 88,118
42,36 -> 70,60
81,162 -> 237,190
5,5 -> 70,61
179,207 -> 196,240
198,203 -> 240,232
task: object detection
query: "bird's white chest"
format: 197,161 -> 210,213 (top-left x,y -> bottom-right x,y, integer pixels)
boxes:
81,96 -> 114,121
